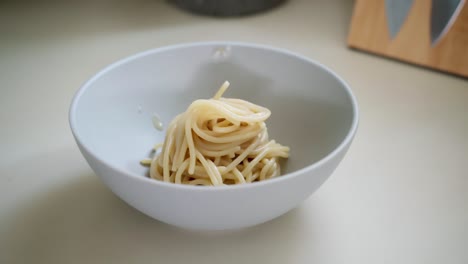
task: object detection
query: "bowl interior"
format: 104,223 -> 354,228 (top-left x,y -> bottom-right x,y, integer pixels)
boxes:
71,43 -> 355,179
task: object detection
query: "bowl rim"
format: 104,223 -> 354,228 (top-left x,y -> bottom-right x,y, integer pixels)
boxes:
69,41 -> 359,191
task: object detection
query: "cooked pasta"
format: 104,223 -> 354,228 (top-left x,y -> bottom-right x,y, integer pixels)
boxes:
143,81 -> 289,186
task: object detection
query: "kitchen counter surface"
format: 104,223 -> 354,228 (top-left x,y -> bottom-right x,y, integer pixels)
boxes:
1,0 -> 467,263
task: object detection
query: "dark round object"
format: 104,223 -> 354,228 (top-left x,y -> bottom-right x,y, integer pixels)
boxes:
168,0 -> 287,17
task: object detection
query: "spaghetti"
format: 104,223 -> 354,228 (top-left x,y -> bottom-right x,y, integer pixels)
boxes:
143,81 -> 289,186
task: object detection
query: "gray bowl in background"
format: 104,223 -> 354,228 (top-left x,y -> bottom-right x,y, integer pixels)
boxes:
168,0 -> 286,17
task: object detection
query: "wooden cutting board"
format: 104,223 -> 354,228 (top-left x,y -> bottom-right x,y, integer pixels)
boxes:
348,0 -> 468,78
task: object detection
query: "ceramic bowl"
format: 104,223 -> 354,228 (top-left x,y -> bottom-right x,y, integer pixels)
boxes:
69,42 -> 358,230
168,0 -> 286,16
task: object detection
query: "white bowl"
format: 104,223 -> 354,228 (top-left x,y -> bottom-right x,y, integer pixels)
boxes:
69,42 -> 358,230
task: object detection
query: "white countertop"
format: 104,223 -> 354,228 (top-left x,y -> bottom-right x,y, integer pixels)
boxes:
1,0 -> 467,263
